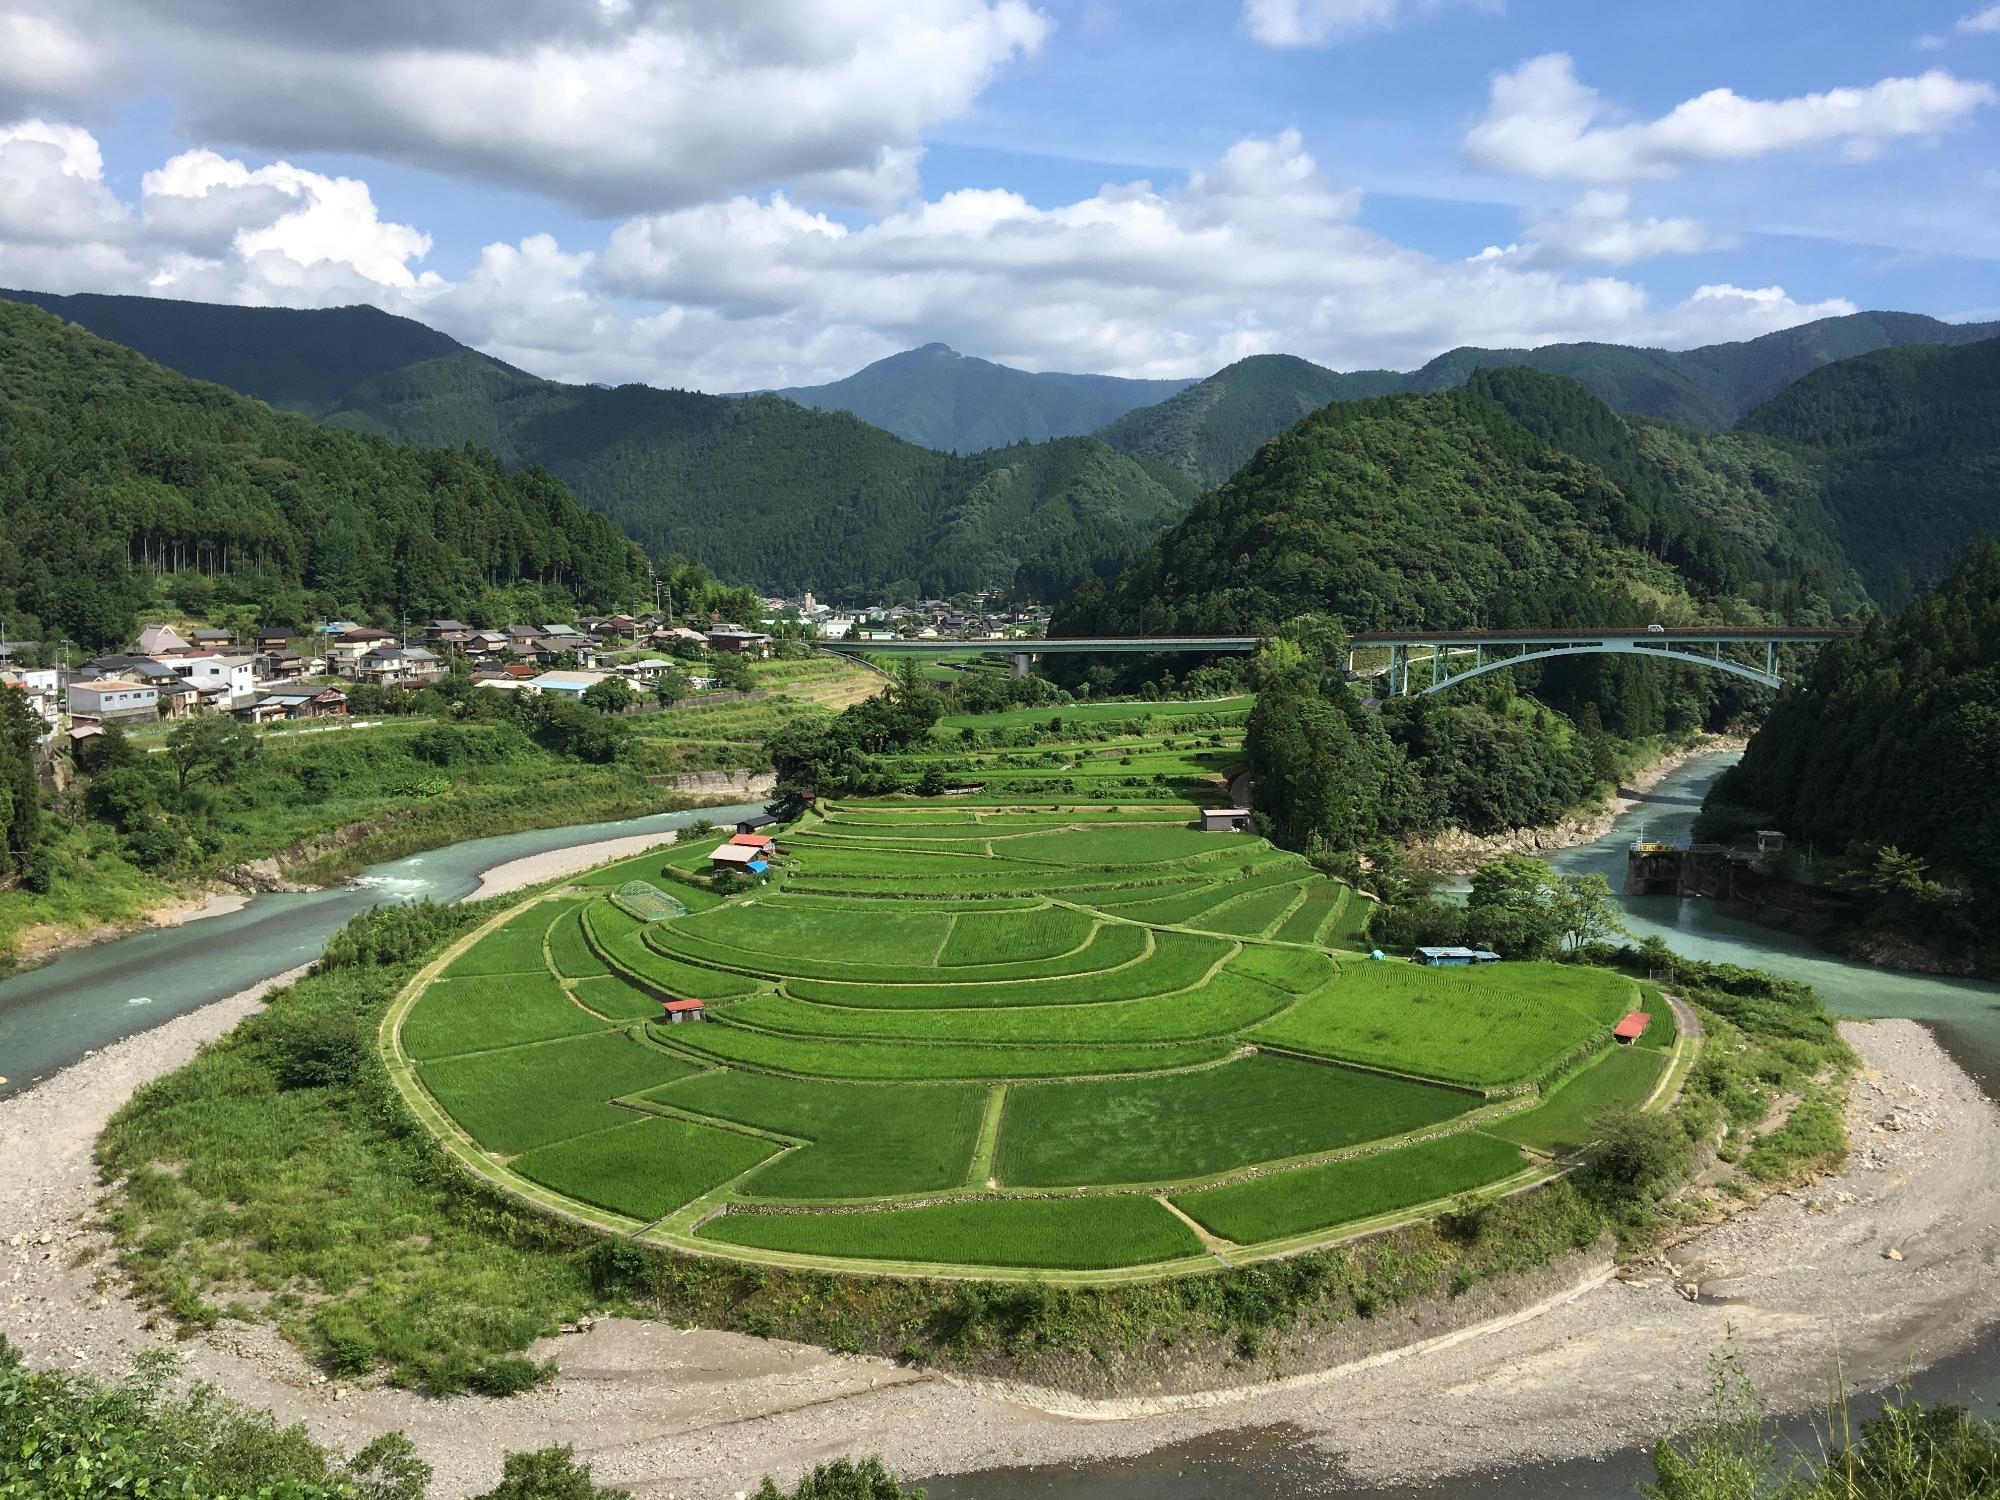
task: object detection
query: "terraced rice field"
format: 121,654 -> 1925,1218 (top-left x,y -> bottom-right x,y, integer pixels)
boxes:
388,797 -> 1677,1276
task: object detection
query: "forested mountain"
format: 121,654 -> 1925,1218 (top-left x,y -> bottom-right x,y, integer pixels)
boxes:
1737,336 -> 2000,606
1094,354 -> 1405,488
327,350 -> 1195,597
764,342 -> 1189,452
0,288 -> 473,414
1061,387 -> 1748,638
1461,368 -> 1865,611
1702,542 -> 2000,955
0,302 -> 648,651
1098,312 -> 2000,486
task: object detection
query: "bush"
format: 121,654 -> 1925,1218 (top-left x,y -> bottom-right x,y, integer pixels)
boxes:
317,899 -> 484,971
468,1357 -> 553,1397
269,1008 -> 369,1091
754,1456 -> 925,1500
474,1444 -> 627,1499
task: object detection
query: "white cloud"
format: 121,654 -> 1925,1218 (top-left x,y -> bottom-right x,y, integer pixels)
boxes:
1475,189 -> 1716,269
1241,0 -> 1496,47
42,0 -> 1049,215
0,5 -> 117,111
0,121 -> 1868,394
1961,4 -> 2000,33
1465,54 -> 1997,181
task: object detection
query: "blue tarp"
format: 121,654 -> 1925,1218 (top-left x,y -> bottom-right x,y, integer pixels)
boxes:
746,859 -> 769,874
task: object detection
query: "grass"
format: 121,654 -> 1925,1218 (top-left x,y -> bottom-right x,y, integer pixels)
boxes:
1250,961 -> 1636,1088
418,1031 -> 703,1154
570,974 -> 678,1020
645,1071 -> 987,1199
1190,882 -> 1305,938
1485,1047 -> 1667,1155
650,1022 -> 1236,1081
993,1055 -> 1476,1187
399,972 -> 610,1061
935,697 -> 1251,732
1270,882 -> 1346,946
777,929 -> 1226,1009
510,1114 -> 778,1221
657,919 -> 1152,988
937,906 -> 1095,965
438,904 -> 568,977
695,1195 -> 1203,1269
1172,1132 -> 1530,1244
546,905 -> 610,979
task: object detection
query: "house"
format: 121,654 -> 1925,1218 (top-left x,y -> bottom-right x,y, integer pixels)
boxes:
1612,1011 -> 1652,1045
425,620 -> 474,647
659,998 -> 706,1024
257,631 -> 292,653
1412,946 -> 1503,967
1200,807 -> 1251,833
190,628 -> 234,649
709,843 -> 768,873
327,628 -> 395,673
705,627 -> 772,656
3,667 -> 60,728
730,832 -> 777,856
68,679 -> 159,724
235,687 -> 348,723
256,648 -> 310,682
528,669 -> 611,699
175,654 -> 257,706
136,623 -> 190,655
615,657 -> 680,682
356,645 -> 443,683
735,812 -> 781,835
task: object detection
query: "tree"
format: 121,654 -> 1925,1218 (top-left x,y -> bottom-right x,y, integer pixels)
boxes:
1551,872 -> 1627,950
581,677 -> 634,715
753,1456 -> 924,1500
164,714 -> 260,794
0,685 -> 40,876
711,653 -> 756,692
1464,855 -> 1565,959
652,671 -> 686,708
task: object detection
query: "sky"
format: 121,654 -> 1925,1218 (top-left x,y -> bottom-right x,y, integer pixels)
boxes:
0,0 -> 1995,392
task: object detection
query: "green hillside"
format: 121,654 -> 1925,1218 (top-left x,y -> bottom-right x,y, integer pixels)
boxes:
1461,368 -> 1864,611
767,342 -> 1190,453
1095,354 -> 1405,487
1736,336 -> 2000,606
1060,386 -> 1716,636
1101,313 -> 2000,487
0,302 -> 648,650
327,350 -> 1194,596
1703,541 -> 2000,953
0,287 -> 473,414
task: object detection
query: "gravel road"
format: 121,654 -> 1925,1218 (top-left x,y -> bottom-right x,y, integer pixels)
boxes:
3,999 -> 1994,1498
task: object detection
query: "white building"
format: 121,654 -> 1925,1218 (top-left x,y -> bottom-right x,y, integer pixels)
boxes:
69,679 -> 159,723
529,669 -> 612,699
174,655 -> 257,706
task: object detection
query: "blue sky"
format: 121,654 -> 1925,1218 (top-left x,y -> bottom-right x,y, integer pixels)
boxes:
0,0 -> 1993,390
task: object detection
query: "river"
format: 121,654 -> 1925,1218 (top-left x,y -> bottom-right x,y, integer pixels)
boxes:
0,801 -> 765,1099
926,753 -> 2000,1500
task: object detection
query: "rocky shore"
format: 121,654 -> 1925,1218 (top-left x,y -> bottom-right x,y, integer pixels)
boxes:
1402,736 -> 1744,875
4,1010 -> 1992,1498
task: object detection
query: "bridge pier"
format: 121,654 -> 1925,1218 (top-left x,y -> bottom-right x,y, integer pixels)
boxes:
1011,652 -> 1032,679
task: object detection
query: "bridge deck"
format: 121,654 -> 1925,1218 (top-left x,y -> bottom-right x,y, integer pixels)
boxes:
824,636 -> 1263,655
1350,627 -> 1856,646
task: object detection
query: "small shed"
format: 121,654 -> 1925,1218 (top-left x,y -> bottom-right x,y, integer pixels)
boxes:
660,998 -> 706,1024
735,812 -> 780,835
710,843 -> 761,870
1613,1010 -> 1652,1044
1413,946 -> 1502,967
1200,807 -> 1251,832
730,832 -> 775,851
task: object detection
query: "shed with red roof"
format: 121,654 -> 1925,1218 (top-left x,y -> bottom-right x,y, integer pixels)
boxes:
660,998 -> 706,1024
1613,1010 -> 1652,1044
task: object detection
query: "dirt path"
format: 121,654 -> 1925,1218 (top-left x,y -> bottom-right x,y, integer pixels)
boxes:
4,1012 -> 1995,1497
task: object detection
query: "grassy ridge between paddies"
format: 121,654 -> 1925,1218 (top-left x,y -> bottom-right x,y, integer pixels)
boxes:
1252,960 -> 1638,1089
697,1194 -> 1204,1269
420,1031 -> 703,1153
994,1053 -> 1476,1187
1173,1131 -> 1531,1244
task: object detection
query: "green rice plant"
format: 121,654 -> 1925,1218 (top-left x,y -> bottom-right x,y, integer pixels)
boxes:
723,966 -> 1292,1046
570,974 -> 677,1020
1319,886 -> 1375,949
611,881 -> 690,922
1485,1047 -> 1666,1154
678,902 -> 955,966
418,1031 -> 704,1153
644,1071 -> 986,1199
546,905 -> 609,980
654,919 -> 1152,988
1250,961 -> 1634,1088
440,905 -> 567,977
1270,882 -> 1341,946
1105,863 -> 1313,925
999,826 -> 1256,867
934,697 -> 1251,733
510,1114 -> 778,1222
1226,943 -> 1337,994
584,902 -> 769,1000
400,973 -> 610,1061
993,1054 -> 1474,1187
779,929 -> 1226,1010
696,1194 -> 1201,1269
1172,1131 -> 1529,1244
1197,882 -> 1307,939
936,906 -> 1095,965
652,1022 -> 1235,1081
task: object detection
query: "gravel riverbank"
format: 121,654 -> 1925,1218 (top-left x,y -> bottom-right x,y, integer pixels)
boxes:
4,1013 -> 1994,1497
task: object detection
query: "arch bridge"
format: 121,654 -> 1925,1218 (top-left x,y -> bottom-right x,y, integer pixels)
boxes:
1346,627 -> 1856,697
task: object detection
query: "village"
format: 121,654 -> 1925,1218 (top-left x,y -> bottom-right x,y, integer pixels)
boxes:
0,591 -> 1052,744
